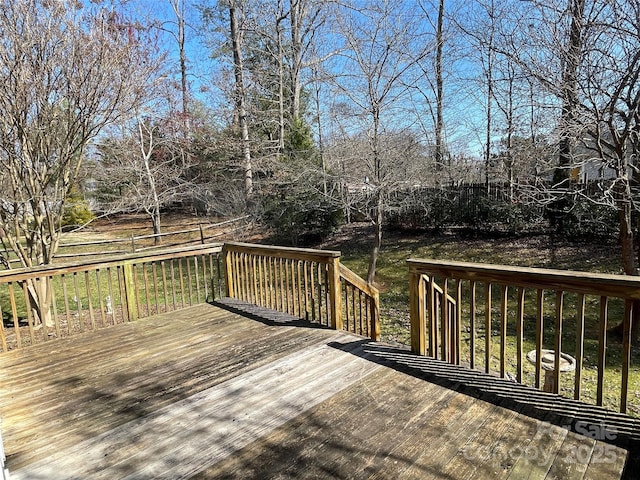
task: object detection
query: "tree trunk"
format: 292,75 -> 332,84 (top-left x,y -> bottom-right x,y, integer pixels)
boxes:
554,0 -> 586,185
610,183 -> 639,344
26,277 -> 54,328
434,0 -> 445,173
290,0 -> 302,121
229,2 -> 253,199
366,190 -> 384,285
152,207 -> 162,245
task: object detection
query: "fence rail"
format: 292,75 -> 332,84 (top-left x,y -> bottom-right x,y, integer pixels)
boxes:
408,258 -> 640,414
1,216 -> 248,266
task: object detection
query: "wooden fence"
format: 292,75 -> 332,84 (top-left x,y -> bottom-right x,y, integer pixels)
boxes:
1,216 -> 248,266
408,258 -> 640,414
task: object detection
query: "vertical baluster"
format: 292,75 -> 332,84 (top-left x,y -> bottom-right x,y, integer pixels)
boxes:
351,284 -> 357,334
206,255 -> 215,302
268,256 -> 275,309
50,277 -> 61,338
258,255 -> 265,307
455,279 -> 462,365
303,261 -> 310,320
84,271 -> 96,330
597,296 -> 608,406
152,262 -> 160,309
574,294 -> 585,400
194,257 -> 201,303
244,253 -> 250,302
500,285 -> 508,378
470,280 -> 476,369
516,287 -> 525,383
178,258 -> 186,308
485,282 -> 492,374
279,258 -> 285,312
245,254 -> 252,303
117,266 -> 130,322
285,259 -> 292,315
8,283 -> 21,348
289,259 -> 296,316
535,289 -> 544,389
107,267 -> 117,324
318,262 -> 324,323
244,253 -> 251,303
428,276 -> 437,358
217,254 -> 223,299
236,253 -> 247,301
359,289 -> 364,336
21,281 -> 36,345
441,278 -> 449,362
289,258 -> 295,316
272,257 -> 278,310
310,262 -> 317,322
73,273 -> 84,332
323,264 -> 330,326
297,261 -> 303,318
96,270 -> 106,328
553,291 -> 564,394
186,257 -> 194,306
169,260 -> 178,309
343,282 -> 349,331
143,263 -> 151,316
160,261 -> 169,310
621,299 -> 633,413
133,265 -> 142,316
61,275 -> 72,334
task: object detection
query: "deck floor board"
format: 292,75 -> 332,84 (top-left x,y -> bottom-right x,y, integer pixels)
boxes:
0,303 -> 634,479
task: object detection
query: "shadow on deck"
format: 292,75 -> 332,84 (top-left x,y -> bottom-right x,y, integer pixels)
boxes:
0,300 -> 637,479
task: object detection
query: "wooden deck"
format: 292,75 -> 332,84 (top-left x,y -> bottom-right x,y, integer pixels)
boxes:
0,301 -> 637,479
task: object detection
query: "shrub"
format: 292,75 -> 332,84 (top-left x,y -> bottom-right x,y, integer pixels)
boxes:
261,187 -> 343,246
62,191 -> 95,231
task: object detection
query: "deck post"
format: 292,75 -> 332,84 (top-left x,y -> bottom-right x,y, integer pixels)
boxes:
328,257 -> 343,331
122,262 -> 138,322
409,271 -> 426,355
370,290 -> 381,341
222,245 -> 235,298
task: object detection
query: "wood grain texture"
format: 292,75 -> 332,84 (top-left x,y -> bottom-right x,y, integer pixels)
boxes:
0,303 -> 632,480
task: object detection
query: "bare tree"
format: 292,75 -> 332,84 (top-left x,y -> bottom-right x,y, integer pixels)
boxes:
0,0 -> 157,325
330,0 -> 431,283
96,112 -> 194,242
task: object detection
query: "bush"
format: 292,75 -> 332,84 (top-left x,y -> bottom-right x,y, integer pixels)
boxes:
262,187 -> 343,246
62,191 -> 95,231
550,198 -> 618,239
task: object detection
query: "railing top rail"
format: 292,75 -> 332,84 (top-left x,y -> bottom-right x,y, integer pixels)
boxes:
338,264 -> 378,298
408,258 -> 640,299
0,243 -> 224,282
223,241 -> 341,263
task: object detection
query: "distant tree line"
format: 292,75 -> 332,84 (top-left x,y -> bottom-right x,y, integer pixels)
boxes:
1,0 -> 639,291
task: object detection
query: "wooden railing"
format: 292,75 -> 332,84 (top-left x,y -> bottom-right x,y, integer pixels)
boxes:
0,244 -> 224,352
0,241 -> 379,353
339,264 -> 380,340
223,242 -> 380,339
408,258 -> 640,414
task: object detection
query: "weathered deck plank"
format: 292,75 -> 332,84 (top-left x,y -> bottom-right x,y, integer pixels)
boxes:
0,303 -> 634,479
